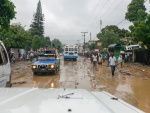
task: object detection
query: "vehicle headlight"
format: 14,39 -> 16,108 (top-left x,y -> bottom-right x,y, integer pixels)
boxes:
32,65 -> 37,69
51,65 -> 54,68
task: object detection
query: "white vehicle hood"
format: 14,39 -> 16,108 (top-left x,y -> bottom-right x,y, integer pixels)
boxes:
0,88 -> 144,113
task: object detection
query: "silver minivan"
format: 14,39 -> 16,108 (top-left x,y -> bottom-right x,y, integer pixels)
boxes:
0,40 -> 11,87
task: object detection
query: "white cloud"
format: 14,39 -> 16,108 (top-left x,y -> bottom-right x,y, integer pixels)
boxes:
11,0 -> 150,44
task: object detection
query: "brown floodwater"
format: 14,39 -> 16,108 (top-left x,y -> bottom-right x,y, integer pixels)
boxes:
11,56 -> 150,113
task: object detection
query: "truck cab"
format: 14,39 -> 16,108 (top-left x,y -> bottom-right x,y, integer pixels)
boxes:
0,40 -> 11,87
31,48 -> 60,75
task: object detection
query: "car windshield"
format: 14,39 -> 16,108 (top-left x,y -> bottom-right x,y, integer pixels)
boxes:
38,56 -> 55,60
41,50 -> 55,54
2,0 -> 149,112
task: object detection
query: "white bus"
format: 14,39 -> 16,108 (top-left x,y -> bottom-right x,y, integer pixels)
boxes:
64,45 -> 78,61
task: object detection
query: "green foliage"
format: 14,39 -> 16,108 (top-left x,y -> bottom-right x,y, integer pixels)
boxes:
29,0 -> 44,37
101,25 -> 128,38
0,23 -> 32,48
32,36 -> 51,50
42,36 -> 51,47
51,39 -> 63,52
88,43 -> 97,51
32,35 -> 42,50
134,14 -> 150,49
0,0 -> 16,29
97,29 -> 119,48
125,0 -> 150,50
125,0 -> 147,22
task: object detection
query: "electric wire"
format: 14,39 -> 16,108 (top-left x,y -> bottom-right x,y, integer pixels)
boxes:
91,0 -> 108,27
91,0 -> 125,33
86,0 -> 101,24
103,0 -> 125,22
81,0 -> 103,31
91,0 -> 117,32
116,19 -> 125,26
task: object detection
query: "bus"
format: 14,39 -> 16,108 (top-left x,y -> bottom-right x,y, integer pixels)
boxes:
64,45 -> 78,61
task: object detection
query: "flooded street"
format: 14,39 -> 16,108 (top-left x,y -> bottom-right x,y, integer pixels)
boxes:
11,56 -> 150,113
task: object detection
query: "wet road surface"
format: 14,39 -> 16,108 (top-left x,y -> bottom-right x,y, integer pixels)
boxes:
11,56 -> 150,113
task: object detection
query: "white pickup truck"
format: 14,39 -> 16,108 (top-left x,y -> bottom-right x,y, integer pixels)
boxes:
0,88 -> 145,113
0,40 -> 11,87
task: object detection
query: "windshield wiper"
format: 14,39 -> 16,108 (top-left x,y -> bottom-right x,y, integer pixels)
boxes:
58,93 -> 74,99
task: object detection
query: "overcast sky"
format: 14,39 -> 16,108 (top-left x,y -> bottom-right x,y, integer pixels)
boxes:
11,0 -> 150,44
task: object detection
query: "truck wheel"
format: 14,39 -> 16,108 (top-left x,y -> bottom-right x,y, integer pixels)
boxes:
57,66 -> 60,71
53,69 -> 57,74
6,81 -> 12,87
33,72 -> 37,75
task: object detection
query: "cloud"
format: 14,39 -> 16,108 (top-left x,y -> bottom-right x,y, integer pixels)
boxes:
11,0 -> 150,44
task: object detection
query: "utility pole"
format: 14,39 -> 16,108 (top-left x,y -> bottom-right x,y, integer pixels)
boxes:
81,32 -> 88,53
100,20 -> 102,32
90,32 -> 91,41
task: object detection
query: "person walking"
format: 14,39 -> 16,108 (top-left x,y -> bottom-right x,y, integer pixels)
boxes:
92,52 -> 98,69
109,53 -> 116,77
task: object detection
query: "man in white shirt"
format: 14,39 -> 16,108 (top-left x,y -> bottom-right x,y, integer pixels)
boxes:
109,53 -> 116,76
92,52 -> 98,69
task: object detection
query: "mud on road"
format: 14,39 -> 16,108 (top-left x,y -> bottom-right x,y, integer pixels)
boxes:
11,56 -> 150,113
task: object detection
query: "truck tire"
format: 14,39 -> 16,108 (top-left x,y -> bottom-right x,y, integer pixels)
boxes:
33,72 -> 37,75
6,81 -> 12,87
6,74 -> 12,87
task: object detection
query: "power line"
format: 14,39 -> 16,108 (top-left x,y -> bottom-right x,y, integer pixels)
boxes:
92,0 -> 118,31
99,0 -> 118,20
81,0 -> 103,30
85,0 -> 101,25
92,0 -> 125,32
103,0 -> 125,22
91,0 -> 108,27
116,19 -> 125,26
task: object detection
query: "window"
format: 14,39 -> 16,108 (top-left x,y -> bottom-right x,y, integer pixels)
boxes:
65,48 -> 68,51
42,50 -> 55,54
75,48 -> 78,51
69,48 -> 73,51
2,46 -> 8,63
0,53 -> 2,65
0,45 -> 3,65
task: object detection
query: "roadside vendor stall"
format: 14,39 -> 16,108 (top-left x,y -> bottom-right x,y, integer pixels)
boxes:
108,44 -> 124,60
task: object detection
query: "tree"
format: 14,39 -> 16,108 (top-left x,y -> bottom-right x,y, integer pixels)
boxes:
125,0 -> 147,22
125,0 -> 150,50
29,0 -> 44,37
32,35 -> 42,50
41,36 -> 51,47
0,23 -> 32,48
134,15 -> 150,49
51,39 -> 63,52
0,0 -> 16,29
101,25 -> 128,38
88,43 -> 97,51
97,29 -> 119,48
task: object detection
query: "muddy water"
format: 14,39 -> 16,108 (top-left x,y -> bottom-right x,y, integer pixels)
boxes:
11,56 -> 150,113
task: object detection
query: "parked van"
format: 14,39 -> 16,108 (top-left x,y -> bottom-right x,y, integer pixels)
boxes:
0,40 -> 11,87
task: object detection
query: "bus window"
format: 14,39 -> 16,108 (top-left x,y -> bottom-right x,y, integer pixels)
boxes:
0,46 -> 3,65
0,52 -> 3,65
75,48 -> 78,51
2,46 -> 8,64
69,48 -> 73,51
65,48 -> 68,51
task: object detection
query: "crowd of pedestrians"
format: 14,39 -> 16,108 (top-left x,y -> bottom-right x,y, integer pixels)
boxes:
9,50 -> 39,63
87,50 -> 124,77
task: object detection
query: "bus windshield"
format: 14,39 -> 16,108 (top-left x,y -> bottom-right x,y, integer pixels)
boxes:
69,48 -> 73,51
